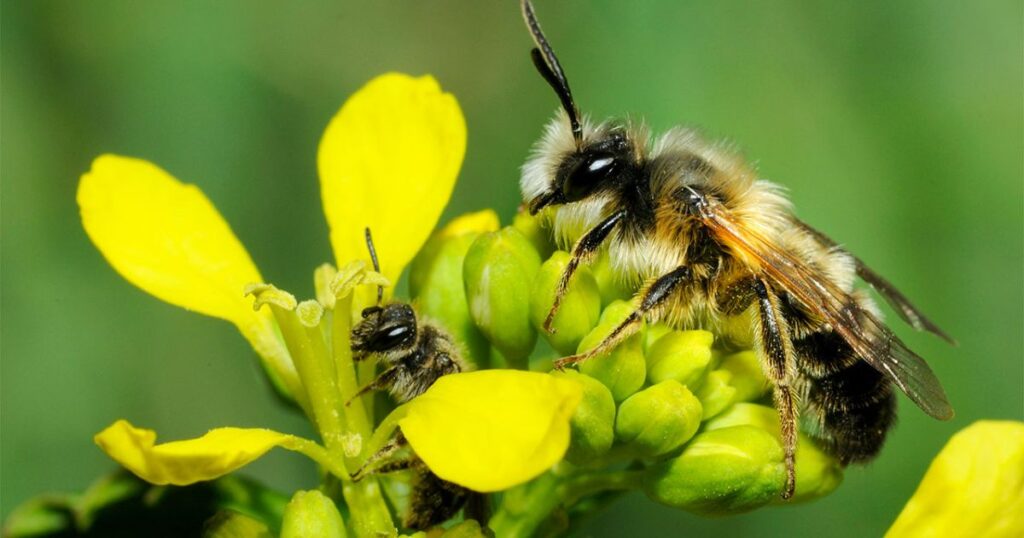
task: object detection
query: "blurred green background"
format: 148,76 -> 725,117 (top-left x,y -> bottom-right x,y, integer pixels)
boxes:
3,1 -> 1021,535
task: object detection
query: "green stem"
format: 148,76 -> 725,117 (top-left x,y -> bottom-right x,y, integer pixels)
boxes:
357,360 -> 377,418
488,473 -> 563,538
332,295 -> 372,443
364,404 -> 409,457
341,479 -> 397,538
285,437 -> 350,480
489,469 -> 644,538
562,469 -> 644,506
271,304 -> 346,457
330,293 -> 396,537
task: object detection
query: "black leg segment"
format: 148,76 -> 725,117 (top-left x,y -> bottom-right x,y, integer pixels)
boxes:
752,278 -> 798,500
544,210 -> 625,333
555,265 -> 690,368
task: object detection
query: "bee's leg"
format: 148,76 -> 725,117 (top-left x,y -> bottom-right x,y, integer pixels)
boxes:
555,266 -> 690,368
351,432 -> 408,481
543,210 -> 625,333
368,458 -> 421,475
345,365 -> 401,406
714,275 -> 758,315
750,278 -> 798,500
463,492 -> 492,531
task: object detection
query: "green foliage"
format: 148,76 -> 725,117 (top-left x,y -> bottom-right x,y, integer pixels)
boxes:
3,472 -> 288,537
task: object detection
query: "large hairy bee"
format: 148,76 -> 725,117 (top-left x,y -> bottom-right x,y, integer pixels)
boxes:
349,229 -> 484,531
518,0 -> 953,498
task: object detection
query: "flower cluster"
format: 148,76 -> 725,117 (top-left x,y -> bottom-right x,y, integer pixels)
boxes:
407,211 -> 843,536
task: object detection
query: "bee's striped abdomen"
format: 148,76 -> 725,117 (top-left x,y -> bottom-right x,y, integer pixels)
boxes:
794,328 -> 897,464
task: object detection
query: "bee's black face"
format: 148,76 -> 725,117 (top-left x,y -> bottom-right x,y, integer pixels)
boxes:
554,131 -> 633,206
352,303 -> 417,354
562,152 -> 619,202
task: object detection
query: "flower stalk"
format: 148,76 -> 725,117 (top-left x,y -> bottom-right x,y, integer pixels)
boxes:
331,287 -> 373,444
489,467 -> 644,538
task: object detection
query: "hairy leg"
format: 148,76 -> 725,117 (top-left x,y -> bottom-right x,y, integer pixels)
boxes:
555,266 -> 690,368
543,210 -> 624,333
750,278 -> 799,500
351,432 -> 408,481
346,364 -> 402,406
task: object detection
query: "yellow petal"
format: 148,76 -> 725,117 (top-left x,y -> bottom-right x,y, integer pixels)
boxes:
399,370 -> 582,492
94,420 -> 332,486
78,156 -> 294,386
318,73 -> 466,288
887,420 -> 1024,538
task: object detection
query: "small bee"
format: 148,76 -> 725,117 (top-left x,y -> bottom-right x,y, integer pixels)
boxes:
518,0 -> 953,499
349,228 -> 484,531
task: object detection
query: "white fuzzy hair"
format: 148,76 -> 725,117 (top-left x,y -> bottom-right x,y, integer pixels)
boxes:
520,110 -> 589,203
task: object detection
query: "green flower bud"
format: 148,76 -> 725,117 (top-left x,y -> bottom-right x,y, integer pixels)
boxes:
589,250 -> 635,307
409,211 -> 499,367
695,369 -> 737,419
463,227 -> 542,367
703,402 -> 778,432
643,425 -> 785,515
705,404 -> 844,503
642,323 -> 673,354
552,370 -> 616,465
615,380 -> 703,458
530,252 -> 602,355
645,330 -> 714,387
513,209 -> 555,260
204,510 -> 273,538
719,350 -> 769,402
577,321 -> 645,401
280,490 -> 347,538
597,299 -> 634,326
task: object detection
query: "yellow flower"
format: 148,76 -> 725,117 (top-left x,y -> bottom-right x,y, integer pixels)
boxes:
78,72 -> 464,401
886,420 -> 1024,538
93,371 -> 581,492
80,73 -> 464,489
399,370 -> 583,492
319,73 -> 466,289
93,420 -> 343,486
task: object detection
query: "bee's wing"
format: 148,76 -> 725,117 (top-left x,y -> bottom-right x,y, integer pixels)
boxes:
793,219 -> 956,344
702,206 -> 954,420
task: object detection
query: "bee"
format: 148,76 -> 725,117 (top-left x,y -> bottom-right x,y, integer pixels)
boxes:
348,228 -> 485,531
349,229 -> 464,404
518,0 -> 953,499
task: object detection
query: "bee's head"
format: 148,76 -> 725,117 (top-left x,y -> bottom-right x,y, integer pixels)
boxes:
519,0 -> 640,214
351,302 -> 417,356
350,227 -> 417,358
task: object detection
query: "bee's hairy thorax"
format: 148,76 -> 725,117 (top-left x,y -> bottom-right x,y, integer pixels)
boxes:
389,324 -> 464,403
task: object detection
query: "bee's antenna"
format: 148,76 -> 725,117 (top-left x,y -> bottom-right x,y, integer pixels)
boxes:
364,227 -> 384,306
521,0 -> 582,146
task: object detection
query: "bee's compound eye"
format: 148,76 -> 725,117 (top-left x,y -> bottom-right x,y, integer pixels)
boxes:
366,323 -> 415,352
563,152 -> 618,202
385,326 -> 410,340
